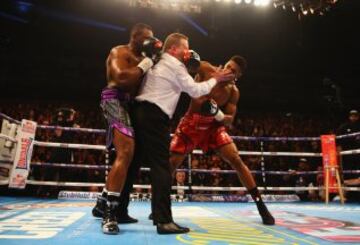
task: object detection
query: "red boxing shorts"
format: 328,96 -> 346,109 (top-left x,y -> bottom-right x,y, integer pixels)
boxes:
170,112 -> 233,154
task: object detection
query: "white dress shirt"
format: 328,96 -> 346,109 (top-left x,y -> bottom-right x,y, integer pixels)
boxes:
136,52 -> 216,119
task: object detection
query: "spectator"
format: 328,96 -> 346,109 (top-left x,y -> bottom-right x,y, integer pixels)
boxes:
337,110 -> 360,181
175,171 -> 186,196
344,177 -> 360,203
283,158 -> 318,201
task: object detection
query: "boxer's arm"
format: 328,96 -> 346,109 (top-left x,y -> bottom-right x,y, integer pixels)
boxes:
196,61 -> 216,82
222,87 -> 240,126
177,71 -> 217,98
107,48 -> 149,89
178,63 -> 234,98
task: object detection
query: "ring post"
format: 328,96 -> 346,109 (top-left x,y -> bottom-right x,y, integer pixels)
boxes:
260,141 -> 267,190
187,153 -> 193,201
321,135 -> 344,204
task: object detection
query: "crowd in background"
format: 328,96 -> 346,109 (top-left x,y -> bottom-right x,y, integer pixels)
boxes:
1,102 -> 358,201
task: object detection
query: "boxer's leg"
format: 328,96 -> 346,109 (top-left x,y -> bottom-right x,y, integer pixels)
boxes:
102,129 -> 134,234
169,121 -> 196,177
170,153 -> 187,177
217,142 -> 275,225
98,97 -> 135,234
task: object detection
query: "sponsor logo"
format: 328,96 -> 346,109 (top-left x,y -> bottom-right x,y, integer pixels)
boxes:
22,121 -> 36,134
58,191 -> 100,200
177,207 -> 310,244
15,138 -> 32,170
177,217 -> 296,244
240,210 -> 360,243
1,202 -> 94,210
0,211 -> 84,239
276,211 -> 360,242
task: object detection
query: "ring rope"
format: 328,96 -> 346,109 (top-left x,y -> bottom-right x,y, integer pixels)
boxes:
340,149 -> 360,155
34,140 -> 106,151
32,140 -> 323,157
231,135 -> 320,141
22,180 -> 360,191
1,112 -> 360,140
335,131 -> 360,139
192,149 -> 322,157
32,140 -> 360,157
0,113 -> 21,124
30,162 -> 110,169
37,124 -> 106,134
29,162 -> 360,175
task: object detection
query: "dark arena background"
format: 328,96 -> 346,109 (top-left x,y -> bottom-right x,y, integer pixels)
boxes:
0,0 -> 360,244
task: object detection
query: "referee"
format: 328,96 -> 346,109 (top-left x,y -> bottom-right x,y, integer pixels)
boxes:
132,33 -> 234,234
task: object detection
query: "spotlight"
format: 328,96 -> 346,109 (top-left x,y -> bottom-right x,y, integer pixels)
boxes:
235,0 -> 242,4
310,8 -> 315,14
282,4 -> 286,10
303,9 -> 308,15
245,0 -> 252,4
16,1 -> 33,13
292,5 -> 296,12
260,0 -> 270,6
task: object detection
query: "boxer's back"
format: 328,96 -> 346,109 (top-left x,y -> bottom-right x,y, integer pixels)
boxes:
106,45 -> 142,95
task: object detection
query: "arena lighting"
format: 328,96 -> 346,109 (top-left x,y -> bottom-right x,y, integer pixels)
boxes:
260,0 -> 271,6
129,0 -> 203,13
272,0 -> 340,17
273,0 -> 285,8
254,0 -> 261,6
128,0 -> 339,15
254,0 -> 270,7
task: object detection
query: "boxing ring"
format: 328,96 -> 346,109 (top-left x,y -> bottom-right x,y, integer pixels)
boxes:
1,112 -> 360,244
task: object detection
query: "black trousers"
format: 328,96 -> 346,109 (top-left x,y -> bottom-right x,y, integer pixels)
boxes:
118,101 -> 173,224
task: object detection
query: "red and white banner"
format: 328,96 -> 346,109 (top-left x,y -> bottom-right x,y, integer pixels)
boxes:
321,135 -> 339,193
8,120 -> 37,189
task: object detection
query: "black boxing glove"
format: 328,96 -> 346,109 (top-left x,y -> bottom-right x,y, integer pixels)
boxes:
141,37 -> 163,61
137,37 -> 163,73
185,49 -> 201,70
200,99 -> 225,121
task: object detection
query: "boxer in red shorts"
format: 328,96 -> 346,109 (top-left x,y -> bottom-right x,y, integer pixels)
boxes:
170,56 -> 275,225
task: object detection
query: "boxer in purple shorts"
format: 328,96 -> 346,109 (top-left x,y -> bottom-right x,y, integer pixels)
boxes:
100,88 -> 134,149
92,23 -> 162,235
